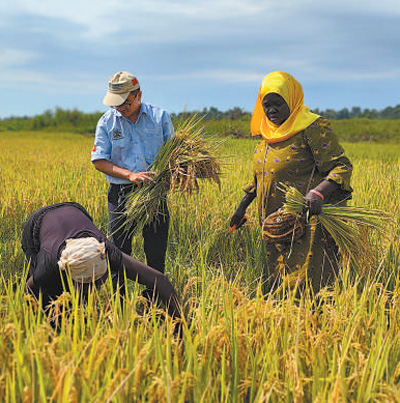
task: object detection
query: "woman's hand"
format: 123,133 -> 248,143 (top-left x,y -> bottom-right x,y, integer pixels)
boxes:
229,192 -> 256,229
304,180 -> 340,216
230,207 -> 247,229
304,190 -> 324,216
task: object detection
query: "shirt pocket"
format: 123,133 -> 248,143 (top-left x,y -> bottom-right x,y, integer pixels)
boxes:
108,124 -> 126,154
144,130 -> 164,164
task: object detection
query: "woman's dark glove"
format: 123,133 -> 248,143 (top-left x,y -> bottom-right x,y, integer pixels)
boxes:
304,180 -> 340,216
230,192 -> 256,229
230,209 -> 247,229
304,191 -> 324,216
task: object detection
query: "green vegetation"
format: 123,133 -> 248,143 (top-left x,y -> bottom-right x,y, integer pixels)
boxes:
205,117 -> 400,143
0,108 -> 103,134
1,130 -> 400,401
330,118 -> 400,143
1,106 -> 400,143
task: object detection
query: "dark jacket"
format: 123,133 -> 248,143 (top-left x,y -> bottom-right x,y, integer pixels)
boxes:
22,202 -> 122,305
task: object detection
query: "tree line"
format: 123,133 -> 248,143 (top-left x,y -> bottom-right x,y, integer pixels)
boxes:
0,108 -> 103,134
179,105 -> 400,120
1,104 -> 399,134
311,105 -> 400,120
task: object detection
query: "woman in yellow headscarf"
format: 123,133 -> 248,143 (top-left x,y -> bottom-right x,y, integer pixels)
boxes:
230,71 -> 353,294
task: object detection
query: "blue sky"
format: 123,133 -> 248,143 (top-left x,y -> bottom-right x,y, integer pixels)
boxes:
1,0 -> 399,118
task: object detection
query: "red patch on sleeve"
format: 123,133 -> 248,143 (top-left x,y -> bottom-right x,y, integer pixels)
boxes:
92,145 -> 96,152
132,78 -> 138,86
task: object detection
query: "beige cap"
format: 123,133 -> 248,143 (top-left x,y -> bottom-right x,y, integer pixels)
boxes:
58,237 -> 108,283
103,71 -> 140,107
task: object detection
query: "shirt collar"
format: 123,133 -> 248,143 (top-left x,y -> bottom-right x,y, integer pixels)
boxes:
139,102 -> 148,116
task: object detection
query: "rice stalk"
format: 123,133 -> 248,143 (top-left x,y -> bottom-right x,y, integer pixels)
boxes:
123,115 -> 224,233
278,183 -> 394,273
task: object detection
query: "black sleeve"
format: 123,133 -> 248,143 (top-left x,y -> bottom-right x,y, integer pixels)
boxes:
105,241 -> 123,273
32,249 -> 61,291
101,242 -> 181,319
120,253 -> 181,319
21,212 -> 41,263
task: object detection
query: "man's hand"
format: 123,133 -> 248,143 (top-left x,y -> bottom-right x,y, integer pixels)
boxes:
127,171 -> 156,187
93,160 -> 156,186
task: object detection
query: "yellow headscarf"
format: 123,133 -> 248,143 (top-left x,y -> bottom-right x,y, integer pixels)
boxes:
250,71 -> 320,143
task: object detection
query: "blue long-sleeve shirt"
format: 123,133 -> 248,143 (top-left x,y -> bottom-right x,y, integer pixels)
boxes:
91,102 -> 175,184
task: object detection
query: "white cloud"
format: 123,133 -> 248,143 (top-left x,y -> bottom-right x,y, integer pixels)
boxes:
164,65 -> 400,86
3,0 -> 115,39
322,68 -> 400,82
346,0 -> 400,16
135,0 -> 270,18
0,48 -> 37,72
2,0 -> 278,41
154,68 -> 264,83
0,62 -> 101,95
0,48 -> 38,66
8,0 -> 271,20
0,0 -> 398,117
4,0 -> 399,45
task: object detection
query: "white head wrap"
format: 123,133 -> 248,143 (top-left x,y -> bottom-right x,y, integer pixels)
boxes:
58,237 -> 108,283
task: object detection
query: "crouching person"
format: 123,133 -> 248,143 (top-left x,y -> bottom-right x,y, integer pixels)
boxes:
21,202 -> 180,320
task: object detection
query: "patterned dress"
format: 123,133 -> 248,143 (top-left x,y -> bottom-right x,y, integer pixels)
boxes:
244,117 -> 353,293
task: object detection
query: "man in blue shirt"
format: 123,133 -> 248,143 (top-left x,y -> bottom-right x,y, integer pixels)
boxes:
91,71 -> 174,294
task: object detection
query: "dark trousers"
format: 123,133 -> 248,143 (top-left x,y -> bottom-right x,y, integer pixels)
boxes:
107,184 -> 170,295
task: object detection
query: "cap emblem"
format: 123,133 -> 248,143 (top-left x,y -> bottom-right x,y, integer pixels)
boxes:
108,83 -> 124,91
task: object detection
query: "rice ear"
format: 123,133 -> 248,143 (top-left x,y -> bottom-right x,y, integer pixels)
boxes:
121,115 -> 224,234
279,183 -> 394,274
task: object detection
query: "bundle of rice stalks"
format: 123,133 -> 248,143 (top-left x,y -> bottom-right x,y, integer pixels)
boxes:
123,115 -> 223,233
279,183 -> 394,272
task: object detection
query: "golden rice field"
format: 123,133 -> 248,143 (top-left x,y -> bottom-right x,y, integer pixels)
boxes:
1,130 -> 400,402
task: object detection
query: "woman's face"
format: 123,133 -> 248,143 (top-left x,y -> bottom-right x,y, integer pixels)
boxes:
262,93 -> 290,126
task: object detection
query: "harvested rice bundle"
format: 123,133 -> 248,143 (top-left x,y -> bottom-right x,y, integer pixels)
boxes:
279,183 -> 393,271
123,115 -> 223,232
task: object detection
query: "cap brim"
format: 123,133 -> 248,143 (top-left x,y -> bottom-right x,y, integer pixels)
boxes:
103,91 -> 130,107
